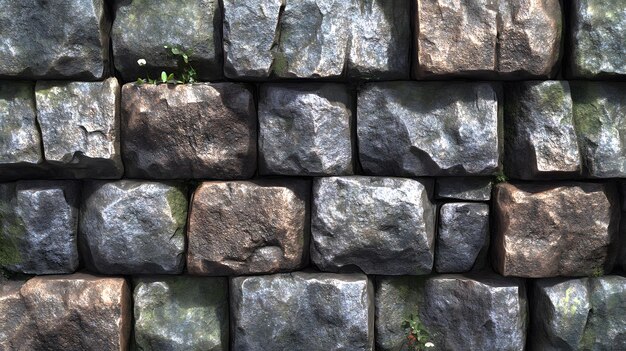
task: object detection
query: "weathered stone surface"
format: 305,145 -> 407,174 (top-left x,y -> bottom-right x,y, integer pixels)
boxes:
0,273 -> 131,351
504,81 -> 581,179
570,0 -> 626,78
0,81 -> 43,179
35,78 -> 122,179
415,0 -> 561,78
259,84 -> 353,176
571,82 -> 626,178
134,276 -> 228,351
358,82 -> 499,176
531,276 -> 626,350
122,83 -> 256,179
187,180 -> 309,275
112,0 -> 222,82
436,177 -> 492,201
0,0 -> 109,80
223,0 -> 409,79
494,182 -> 619,277
376,274 -> 527,351
231,272 -> 373,351
80,180 -> 187,275
0,181 -> 79,275
311,177 -> 435,275
435,203 -> 489,273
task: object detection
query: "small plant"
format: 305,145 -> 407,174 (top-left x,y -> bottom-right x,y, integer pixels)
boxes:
401,314 -> 434,350
494,169 -> 508,183
136,45 -> 197,85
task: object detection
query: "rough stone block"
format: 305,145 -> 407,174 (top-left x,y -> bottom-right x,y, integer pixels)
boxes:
80,180 -> 187,275
571,82 -> 626,178
111,0 -> 222,82
415,0 -> 562,78
0,273 -> 131,351
358,82 -> 500,176
121,83 -> 256,179
259,84 -> 353,176
0,81 -> 43,180
375,274 -> 527,351
187,180 -> 309,275
35,78 -> 123,179
435,203 -> 489,273
0,181 -> 79,275
494,182 -> 620,277
134,276 -> 229,351
435,177 -> 492,201
223,0 -> 410,79
311,176 -> 435,275
231,272 -> 373,351
531,276 -> 626,350
570,0 -> 626,78
0,0 -> 109,80
504,81 -> 581,179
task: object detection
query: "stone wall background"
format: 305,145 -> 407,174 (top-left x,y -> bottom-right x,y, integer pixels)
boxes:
0,0 -> 625,350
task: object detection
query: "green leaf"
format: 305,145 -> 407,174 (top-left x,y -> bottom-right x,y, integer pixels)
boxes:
182,53 -> 189,63
136,78 -> 145,85
161,71 -> 167,82
167,73 -> 175,81
171,47 -> 181,55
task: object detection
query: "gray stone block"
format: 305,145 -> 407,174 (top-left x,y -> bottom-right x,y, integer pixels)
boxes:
134,276 -> 228,351
311,176 -> 435,275
0,181 -> 80,275
79,180 -> 187,275
231,272 -> 374,351
111,0 -> 222,82
259,84 -> 353,176
435,203 -> 489,273
531,276 -> 626,350
504,81 -> 581,179
35,78 -> 123,179
436,177 -> 492,201
358,82 -> 500,176
0,0 -> 109,80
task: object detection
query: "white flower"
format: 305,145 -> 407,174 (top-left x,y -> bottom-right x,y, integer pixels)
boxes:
137,59 -> 147,66
425,342 -> 435,348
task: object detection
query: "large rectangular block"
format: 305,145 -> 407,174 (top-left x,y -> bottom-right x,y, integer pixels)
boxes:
231,272 -> 373,351
494,182 -> 620,277
0,0 -> 109,80
358,82 -> 500,176
121,83 -> 256,179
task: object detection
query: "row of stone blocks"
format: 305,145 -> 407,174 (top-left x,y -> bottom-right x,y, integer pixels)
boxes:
2,79 -> 625,180
1,272 -> 625,350
0,0 -> 623,80
2,178 -> 625,277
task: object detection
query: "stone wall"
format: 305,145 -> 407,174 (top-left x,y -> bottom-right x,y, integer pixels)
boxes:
0,0 -> 625,350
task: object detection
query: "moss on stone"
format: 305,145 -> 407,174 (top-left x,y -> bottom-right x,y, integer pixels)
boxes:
165,187 -> 188,234
0,202 -> 24,268
573,101 -> 603,137
538,82 -> 566,113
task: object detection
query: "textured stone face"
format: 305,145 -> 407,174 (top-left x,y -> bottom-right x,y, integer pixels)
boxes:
122,83 -> 256,179
436,177 -> 492,201
0,82 -> 41,172
571,82 -> 626,178
504,81 -> 581,179
80,180 -> 187,275
531,276 -> 626,350
223,0 -> 409,79
0,274 -> 131,351
259,84 -> 353,176
375,274 -> 527,351
187,180 -> 309,275
231,272 -> 373,351
112,0 -> 222,82
0,0 -> 109,80
435,203 -> 489,273
0,181 -> 79,275
311,177 -> 435,275
494,182 -> 619,277
134,276 -> 229,351
358,82 -> 500,176
570,0 -> 626,78
35,78 -> 122,179
415,0 -> 561,78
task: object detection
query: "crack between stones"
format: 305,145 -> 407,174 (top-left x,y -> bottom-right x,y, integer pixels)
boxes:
269,0 -> 287,76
